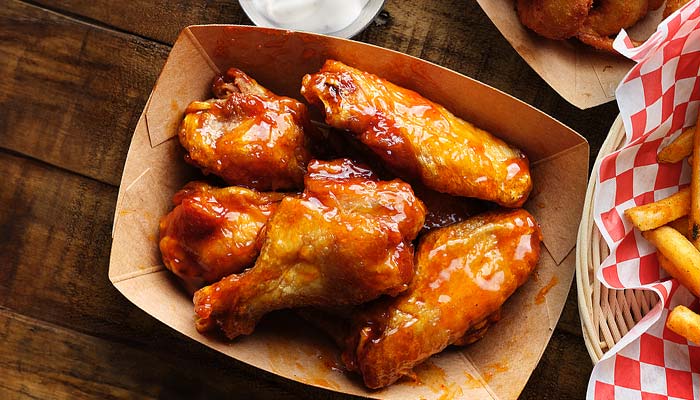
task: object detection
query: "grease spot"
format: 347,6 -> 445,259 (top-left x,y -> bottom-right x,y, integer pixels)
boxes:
412,360 -> 463,399
464,372 -> 482,389
483,361 -> 508,382
264,340 -> 344,391
535,276 -> 559,305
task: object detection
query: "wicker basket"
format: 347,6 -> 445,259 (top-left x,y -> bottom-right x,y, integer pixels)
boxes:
576,116 -> 661,363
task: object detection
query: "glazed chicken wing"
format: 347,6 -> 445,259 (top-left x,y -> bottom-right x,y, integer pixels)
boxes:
301,60 -> 532,208
159,182 -> 285,292
179,68 -> 312,190
334,209 -> 541,389
193,159 -> 427,339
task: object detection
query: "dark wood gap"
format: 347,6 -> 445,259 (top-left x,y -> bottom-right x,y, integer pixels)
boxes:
17,0 -> 173,48
0,147 -> 119,189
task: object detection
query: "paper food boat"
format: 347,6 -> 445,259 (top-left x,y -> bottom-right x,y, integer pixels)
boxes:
109,25 -> 589,399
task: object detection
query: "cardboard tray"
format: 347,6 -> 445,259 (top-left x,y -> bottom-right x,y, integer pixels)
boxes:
109,25 -> 589,400
476,1 -> 666,110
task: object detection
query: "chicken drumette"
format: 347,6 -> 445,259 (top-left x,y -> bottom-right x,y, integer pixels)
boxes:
159,181 -> 284,292
193,159 -> 427,339
305,209 -> 541,388
179,68 -> 313,191
301,60 -> 532,207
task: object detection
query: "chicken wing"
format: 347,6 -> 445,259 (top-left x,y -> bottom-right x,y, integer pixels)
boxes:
335,209 -> 542,388
301,60 -> 532,208
179,68 -> 313,191
159,182 -> 285,292
193,159 -> 427,339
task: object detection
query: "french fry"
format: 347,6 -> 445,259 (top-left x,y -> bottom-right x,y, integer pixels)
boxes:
668,216 -> 689,237
667,305 -> 700,343
658,126 -> 695,163
643,226 -> 700,297
692,128 -> 700,248
624,188 -> 690,231
657,252 -> 673,271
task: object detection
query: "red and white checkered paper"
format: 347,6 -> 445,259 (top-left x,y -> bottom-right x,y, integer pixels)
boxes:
589,2 -> 700,399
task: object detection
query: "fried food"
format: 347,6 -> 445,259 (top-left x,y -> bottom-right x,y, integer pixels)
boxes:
691,127 -> 700,247
658,127 -> 695,164
327,209 -> 541,388
179,68 -> 312,191
158,182 -> 284,292
623,187 -> 690,231
668,216 -> 690,237
193,159 -> 427,339
516,0 -> 592,40
301,60 -> 532,208
576,0 -> 652,52
643,226 -> 700,297
516,0 -> 666,53
664,0 -> 691,18
667,305 -> 700,343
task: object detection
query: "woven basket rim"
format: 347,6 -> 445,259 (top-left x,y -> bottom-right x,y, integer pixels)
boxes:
576,116 -> 660,363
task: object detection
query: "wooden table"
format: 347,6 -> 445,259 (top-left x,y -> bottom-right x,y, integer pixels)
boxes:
1,1 -> 620,398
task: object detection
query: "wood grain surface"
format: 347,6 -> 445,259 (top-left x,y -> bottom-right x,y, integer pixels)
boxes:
1,0 -> 618,398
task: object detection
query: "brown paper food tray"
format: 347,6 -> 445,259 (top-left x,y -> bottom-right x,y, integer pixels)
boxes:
476,1 -> 666,110
109,25 -> 589,400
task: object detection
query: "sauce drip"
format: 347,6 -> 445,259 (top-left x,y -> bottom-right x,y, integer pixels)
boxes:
535,276 -> 559,304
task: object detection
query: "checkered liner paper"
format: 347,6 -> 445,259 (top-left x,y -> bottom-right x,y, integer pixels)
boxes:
589,2 -> 700,399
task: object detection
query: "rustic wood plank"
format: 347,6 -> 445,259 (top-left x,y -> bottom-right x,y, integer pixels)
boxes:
29,0 -> 250,45
557,278 -> 587,338
0,306 -> 312,400
0,149 -> 148,337
520,330 -> 592,400
0,0 -> 170,186
0,299 -> 589,400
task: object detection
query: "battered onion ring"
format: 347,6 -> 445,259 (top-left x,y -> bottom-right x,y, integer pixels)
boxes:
517,0 -> 592,40
576,0 -> 664,53
664,0 -> 691,18
649,0 -> 666,11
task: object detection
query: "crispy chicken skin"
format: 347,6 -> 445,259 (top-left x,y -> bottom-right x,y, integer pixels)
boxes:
301,60 -> 532,208
193,159 -> 427,339
179,68 -> 312,191
159,182 -> 285,292
340,209 -> 542,389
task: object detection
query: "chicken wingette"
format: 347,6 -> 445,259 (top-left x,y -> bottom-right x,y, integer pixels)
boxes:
303,209 -> 541,389
301,60 -> 532,207
159,182 -> 284,292
179,68 -> 312,191
193,159 -> 427,339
